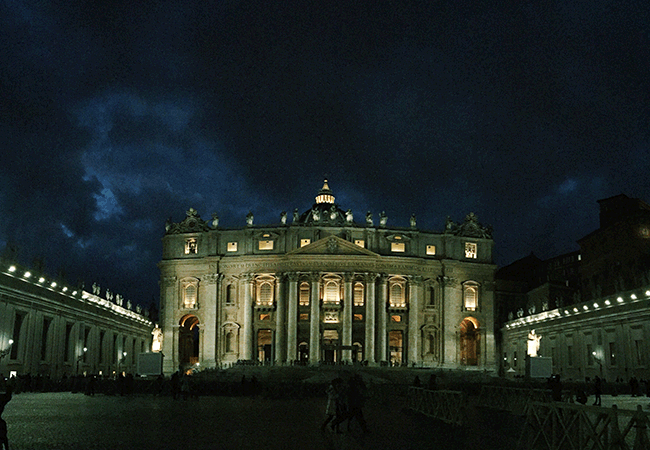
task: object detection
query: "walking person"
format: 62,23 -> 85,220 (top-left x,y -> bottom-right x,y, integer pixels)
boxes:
321,378 -> 342,432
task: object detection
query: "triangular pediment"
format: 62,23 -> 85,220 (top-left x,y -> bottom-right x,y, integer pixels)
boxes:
286,235 -> 379,257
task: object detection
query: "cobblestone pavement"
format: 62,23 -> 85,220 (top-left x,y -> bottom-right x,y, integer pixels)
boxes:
3,392 -> 469,450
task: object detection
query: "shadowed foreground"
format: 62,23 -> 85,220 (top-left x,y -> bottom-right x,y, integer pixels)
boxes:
3,391 -> 515,450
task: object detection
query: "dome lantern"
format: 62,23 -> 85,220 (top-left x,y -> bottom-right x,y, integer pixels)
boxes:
315,179 -> 335,204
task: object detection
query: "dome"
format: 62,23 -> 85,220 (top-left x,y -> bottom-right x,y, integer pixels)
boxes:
297,180 -> 350,226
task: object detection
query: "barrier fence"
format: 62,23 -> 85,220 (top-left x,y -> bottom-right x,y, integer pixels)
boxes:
406,386 -> 466,426
477,385 -> 552,414
518,402 -> 650,450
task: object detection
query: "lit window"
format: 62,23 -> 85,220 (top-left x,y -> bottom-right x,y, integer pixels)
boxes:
259,240 -> 274,250
463,283 -> 478,311
299,313 -> 309,321
299,282 -> 310,306
353,314 -> 363,321
354,239 -> 365,248
353,283 -> 364,306
182,283 -> 198,309
391,315 -> 401,322
324,311 -> 339,323
300,239 -> 311,247
389,283 -> 406,307
259,314 -> 270,321
465,242 -> 477,258
426,245 -> 436,255
257,282 -> 273,306
227,242 -> 238,252
391,242 -> 405,252
185,238 -> 198,254
324,281 -> 339,304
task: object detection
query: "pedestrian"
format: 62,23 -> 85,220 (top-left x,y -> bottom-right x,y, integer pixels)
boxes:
413,375 -> 421,388
0,383 -> 12,450
593,376 -> 602,406
331,374 -> 368,434
427,374 -> 438,391
321,378 -> 342,432
171,371 -> 180,400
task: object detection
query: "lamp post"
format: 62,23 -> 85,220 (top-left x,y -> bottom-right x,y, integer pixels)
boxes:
119,351 -> 127,375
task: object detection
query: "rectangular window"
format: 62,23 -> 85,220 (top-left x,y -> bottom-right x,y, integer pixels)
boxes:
586,344 -> 593,366
299,284 -> 310,306
185,238 -> 198,254
391,242 -> 405,252
10,313 -> 25,360
227,242 -> 238,252
353,283 -> 364,306
391,315 -> 401,322
426,245 -> 436,255
353,314 -> 363,321
299,313 -> 309,321
259,314 -> 270,321
65,323 -> 73,362
465,242 -> 477,258
258,240 -> 274,250
354,239 -> 365,248
609,342 -> 616,366
300,239 -> 311,247
635,340 -> 643,365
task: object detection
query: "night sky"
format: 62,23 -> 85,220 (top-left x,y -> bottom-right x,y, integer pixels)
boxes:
1,1 -> 649,309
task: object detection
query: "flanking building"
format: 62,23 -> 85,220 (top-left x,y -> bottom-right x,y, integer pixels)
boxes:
158,181 -> 497,374
0,259 -> 153,379
500,194 -> 650,380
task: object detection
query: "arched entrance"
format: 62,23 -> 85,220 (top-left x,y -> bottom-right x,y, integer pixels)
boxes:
460,317 -> 480,366
179,315 -> 200,368
389,331 -> 404,366
322,329 -> 339,363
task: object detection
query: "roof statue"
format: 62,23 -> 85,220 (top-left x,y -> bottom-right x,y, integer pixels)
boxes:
444,213 -> 492,239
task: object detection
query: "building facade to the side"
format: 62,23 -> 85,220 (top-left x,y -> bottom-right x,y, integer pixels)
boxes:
0,259 -> 153,379
500,194 -> 650,380
158,181 -> 497,374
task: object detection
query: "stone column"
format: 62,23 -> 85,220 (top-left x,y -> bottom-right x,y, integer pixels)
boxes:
365,273 -> 378,364
408,276 -> 423,365
309,274 -> 321,364
286,273 -> 298,362
242,274 -> 254,360
342,273 -> 354,362
201,273 -> 219,369
161,276 -> 177,375
274,274 -> 286,364
377,275 -> 388,364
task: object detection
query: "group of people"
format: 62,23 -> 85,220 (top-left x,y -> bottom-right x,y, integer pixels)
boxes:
322,374 -> 369,434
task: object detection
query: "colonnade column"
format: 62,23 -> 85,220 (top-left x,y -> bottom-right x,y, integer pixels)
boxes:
408,276 -> 423,365
309,274 -> 321,364
242,274 -> 254,360
342,273 -> 353,363
274,275 -> 286,364
377,275 -> 388,364
286,273 -> 298,362
365,273 -> 377,365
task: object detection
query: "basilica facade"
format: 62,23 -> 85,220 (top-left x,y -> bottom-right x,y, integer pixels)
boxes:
158,181 -> 497,374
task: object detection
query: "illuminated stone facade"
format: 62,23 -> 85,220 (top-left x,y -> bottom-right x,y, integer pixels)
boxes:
500,194 -> 650,380
0,259 -> 153,378
159,181 -> 497,373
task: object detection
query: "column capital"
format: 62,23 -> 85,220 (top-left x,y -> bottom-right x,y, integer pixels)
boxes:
203,273 -> 220,285
343,272 -> 355,283
308,272 -> 321,283
410,275 -> 424,286
365,273 -> 379,283
286,272 -> 299,282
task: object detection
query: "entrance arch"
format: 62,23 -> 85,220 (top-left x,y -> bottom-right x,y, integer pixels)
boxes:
257,329 -> 272,363
179,315 -> 200,368
460,317 -> 480,366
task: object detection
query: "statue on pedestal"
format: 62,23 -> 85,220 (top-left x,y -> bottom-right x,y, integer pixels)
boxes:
152,324 -> 163,352
527,330 -> 542,357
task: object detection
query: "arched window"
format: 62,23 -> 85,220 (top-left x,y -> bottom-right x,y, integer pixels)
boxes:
324,281 -> 339,304
226,284 -> 235,304
226,331 -> 234,352
428,286 -> 436,307
460,317 -> 480,366
354,282 -> 364,306
389,283 -> 405,307
182,281 -> 198,309
299,282 -> 310,306
258,282 -> 273,306
463,282 -> 479,311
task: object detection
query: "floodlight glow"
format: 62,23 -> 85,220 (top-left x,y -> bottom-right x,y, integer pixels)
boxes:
631,294 -> 637,300
83,347 -> 87,352
583,305 -> 588,310
646,290 -> 650,296
617,297 -> 624,303
8,266 -> 16,272
24,271 -> 31,278
8,339 -> 14,345
72,291 -> 77,295
38,277 -> 45,283
573,308 -> 578,312
50,282 -> 57,288
564,310 -> 569,314
605,300 -> 611,305
62,287 -> 68,292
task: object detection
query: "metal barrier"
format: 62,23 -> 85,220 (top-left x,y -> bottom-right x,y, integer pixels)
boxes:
518,402 -> 650,450
406,386 -> 466,426
477,385 -> 552,414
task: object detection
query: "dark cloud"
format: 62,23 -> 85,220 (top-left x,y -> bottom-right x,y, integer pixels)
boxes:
1,0 -> 649,307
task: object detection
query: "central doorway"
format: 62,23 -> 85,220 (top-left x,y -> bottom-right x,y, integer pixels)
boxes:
179,315 -> 200,368
322,329 -> 339,363
257,330 -> 272,363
